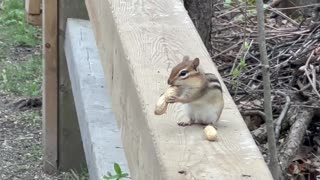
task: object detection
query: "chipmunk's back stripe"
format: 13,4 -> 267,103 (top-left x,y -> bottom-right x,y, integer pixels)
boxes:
208,81 -> 222,91
208,78 -> 220,85
204,73 -> 222,91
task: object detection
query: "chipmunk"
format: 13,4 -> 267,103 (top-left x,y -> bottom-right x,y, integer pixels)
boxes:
166,56 -> 224,127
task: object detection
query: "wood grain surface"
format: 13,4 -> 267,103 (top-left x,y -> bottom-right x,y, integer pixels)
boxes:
85,0 -> 274,179
25,0 -> 41,15
42,0 -> 58,174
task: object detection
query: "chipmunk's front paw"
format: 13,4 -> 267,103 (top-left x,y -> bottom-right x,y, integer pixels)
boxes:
166,95 -> 179,103
177,121 -> 192,127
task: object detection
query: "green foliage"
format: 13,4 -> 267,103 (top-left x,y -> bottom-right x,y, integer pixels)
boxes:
103,163 -> 130,180
0,0 -> 40,46
23,110 -> 41,125
243,40 -> 250,50
25,144 -> 42,161
0,56 -> 42,96
0,0 -> 42,97
230,40 -> 250,90
232,58 -> 247,79
232,40 -> 250,80
247,0 -> 256,5
224,0 -> 232,8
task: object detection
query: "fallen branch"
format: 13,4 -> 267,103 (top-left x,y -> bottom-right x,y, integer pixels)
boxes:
251,124 -> 268,143
278,107 -> 315,176
243,110 -> 266,121
274,91 -> 291,140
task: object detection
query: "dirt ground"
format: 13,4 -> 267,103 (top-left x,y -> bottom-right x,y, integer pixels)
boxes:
0,0 -> 88,179
0,43 -> 51,179
0,42 -> 81,180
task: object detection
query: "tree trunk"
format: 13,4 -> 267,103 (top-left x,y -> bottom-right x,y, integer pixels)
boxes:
183,0 -> 216,55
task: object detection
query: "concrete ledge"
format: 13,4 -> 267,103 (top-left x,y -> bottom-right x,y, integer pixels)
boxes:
64,18 -> 129,180
85,0 -> 274,179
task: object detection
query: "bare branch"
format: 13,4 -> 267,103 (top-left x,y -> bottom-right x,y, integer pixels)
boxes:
274,91 -> 291,140
256,0 -> 281,179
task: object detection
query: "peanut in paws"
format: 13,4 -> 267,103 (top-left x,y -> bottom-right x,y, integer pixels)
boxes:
154,86 -> 179,115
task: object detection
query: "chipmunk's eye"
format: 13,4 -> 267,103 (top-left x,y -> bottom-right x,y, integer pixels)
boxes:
179,70 -> 188,77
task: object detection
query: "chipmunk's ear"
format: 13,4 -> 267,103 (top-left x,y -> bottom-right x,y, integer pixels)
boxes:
182,56 -> 190,62
193,58 -> 200,69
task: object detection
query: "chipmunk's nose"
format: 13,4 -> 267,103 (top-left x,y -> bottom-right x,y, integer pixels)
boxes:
167,79 -> 173,85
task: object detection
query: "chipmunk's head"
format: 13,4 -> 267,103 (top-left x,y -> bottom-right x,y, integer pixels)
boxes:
167,56 -> 203,87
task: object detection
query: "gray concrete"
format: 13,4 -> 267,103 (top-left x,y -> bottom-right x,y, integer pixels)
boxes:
64,18 -> 129,180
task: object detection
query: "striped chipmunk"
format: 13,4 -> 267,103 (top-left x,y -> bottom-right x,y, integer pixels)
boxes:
166,56 -> 224,127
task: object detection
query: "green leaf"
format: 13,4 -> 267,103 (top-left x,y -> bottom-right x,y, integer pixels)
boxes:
243,41 -> 249,50
110,175 -> 119,179
263,3 -> 268,9
239,59 -> 247,68
121,173 -> 129,178
107,172 -> 112,177
224,0 -> 232,8
114,163 -> 122,175
232,68 -> 240,78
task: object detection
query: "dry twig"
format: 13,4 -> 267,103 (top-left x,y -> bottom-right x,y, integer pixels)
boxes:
274,91 -> 291,140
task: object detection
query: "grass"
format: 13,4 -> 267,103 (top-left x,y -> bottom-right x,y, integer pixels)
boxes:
0,56 -> 42,96
23,110 -> 41,125
0,0 -> 42,97
58,168 -> 90,180
25,143 -> 42,161
0,0 -> 41,47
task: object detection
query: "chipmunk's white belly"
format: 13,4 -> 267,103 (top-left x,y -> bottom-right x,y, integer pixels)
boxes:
185,103 -> 220,124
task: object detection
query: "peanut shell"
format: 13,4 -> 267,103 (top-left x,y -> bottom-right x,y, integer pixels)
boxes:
154,94 -> 168,115
204,125 -> 218,141
154,86 -> 178,115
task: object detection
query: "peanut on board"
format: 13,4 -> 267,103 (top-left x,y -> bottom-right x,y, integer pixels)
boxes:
204,125 -> 218,141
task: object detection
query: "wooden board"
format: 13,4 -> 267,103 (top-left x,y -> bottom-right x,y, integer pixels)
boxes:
42,0 -> 58,174
26,13 -> 42,26
57,0 -> 89,171
85,0 -> 274,179
64,18 -> 129,180
25,0 -> 41,15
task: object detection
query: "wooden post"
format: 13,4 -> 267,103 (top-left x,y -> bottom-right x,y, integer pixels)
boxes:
57,0 -> 89,171
25,0 -> 42,26
25,0 -> 41,14
42,0 -> 58,174
43,0 -> 92,173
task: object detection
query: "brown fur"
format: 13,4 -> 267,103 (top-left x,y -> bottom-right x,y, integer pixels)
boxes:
167,56 -> 202,86
166,56 -> 224,126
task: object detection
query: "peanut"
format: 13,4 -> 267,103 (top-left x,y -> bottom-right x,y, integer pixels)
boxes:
204,125 -> 218,141
154,86 -> 178,115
